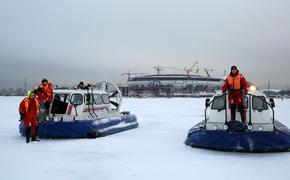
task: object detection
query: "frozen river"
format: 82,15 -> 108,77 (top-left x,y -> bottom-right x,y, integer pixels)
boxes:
1,96 -> 290,180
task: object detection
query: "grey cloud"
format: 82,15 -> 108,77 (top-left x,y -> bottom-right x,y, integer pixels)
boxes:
0,0 -> 289,89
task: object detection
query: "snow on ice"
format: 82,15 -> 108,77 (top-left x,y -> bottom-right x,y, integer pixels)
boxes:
1,96 -> 290,180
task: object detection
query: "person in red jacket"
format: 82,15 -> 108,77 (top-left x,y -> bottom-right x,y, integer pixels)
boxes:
222,66 -> 248,123
19,90 -> 40,143
37,79 -> 53,117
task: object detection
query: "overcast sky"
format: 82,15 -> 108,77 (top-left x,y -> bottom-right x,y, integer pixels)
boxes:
0,0 -> 290,89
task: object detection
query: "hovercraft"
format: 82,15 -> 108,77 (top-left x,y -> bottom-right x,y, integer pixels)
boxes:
19,81 -> 138,138
185,91 -> 290,152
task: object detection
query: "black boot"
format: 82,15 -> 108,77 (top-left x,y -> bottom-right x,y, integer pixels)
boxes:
25,127 -> 31,144
31,137 -> 40,142
239,105 -> 246,124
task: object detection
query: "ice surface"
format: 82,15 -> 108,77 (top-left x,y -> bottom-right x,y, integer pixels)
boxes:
1,96 -> 290,180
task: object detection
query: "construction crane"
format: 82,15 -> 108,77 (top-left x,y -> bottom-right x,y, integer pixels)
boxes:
153,65 -> 162,75
204,68 -> 214,78
184,61 -> 199,75
154,62 -> 200,76
122,71 -> 147,80
153,65 -> 182,75
153,65 -> 169,75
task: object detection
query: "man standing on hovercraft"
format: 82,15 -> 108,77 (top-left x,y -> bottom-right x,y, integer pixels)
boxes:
222,65 -> 248,123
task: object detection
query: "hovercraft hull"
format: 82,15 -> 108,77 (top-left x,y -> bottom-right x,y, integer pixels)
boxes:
19,114 -> 138,138
185,121 -> 290,152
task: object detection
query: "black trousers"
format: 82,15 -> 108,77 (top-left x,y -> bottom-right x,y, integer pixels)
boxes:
229,104 -> 245,122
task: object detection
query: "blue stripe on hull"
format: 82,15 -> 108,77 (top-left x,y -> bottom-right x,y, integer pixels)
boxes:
105,123 -> 139,136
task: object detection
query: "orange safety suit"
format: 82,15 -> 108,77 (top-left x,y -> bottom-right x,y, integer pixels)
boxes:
19,97 -> 40,136
37,82 -> 53,109
222,71 -> 248,121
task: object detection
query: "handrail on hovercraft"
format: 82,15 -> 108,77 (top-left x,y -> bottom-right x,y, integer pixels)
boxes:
204,91 -> 276,131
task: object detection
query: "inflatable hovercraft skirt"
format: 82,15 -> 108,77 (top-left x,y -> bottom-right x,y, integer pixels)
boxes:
19,115 -> 138,139
185,120 -> 290,152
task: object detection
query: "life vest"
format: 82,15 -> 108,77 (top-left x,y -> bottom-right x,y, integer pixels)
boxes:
38,82 -> 53,102
227,73 -> 242,90
19,98 -> 40,114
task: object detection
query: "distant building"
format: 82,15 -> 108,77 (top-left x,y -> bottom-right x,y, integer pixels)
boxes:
262,89 -> 290,98
280,90 -> 290,97
262,89 -> 281,98
0,88 -> 25,96
0,89 -> 8,96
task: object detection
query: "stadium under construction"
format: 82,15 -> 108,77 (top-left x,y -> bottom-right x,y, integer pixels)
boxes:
120,63 -> 224,97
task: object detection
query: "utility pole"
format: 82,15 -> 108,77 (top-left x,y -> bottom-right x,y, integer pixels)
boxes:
24,77 -> 27,96
267,80 -> 270,97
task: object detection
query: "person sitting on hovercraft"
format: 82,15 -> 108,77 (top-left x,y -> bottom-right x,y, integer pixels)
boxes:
222,65 -> 248,123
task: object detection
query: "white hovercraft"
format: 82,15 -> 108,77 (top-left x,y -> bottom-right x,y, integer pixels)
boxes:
19,81 -> 138,138
185,89 -> 290,152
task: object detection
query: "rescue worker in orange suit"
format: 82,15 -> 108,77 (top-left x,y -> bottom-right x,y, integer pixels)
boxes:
37,79 -> 53,114
222,66 -> 248,123
19,90 -> 40,143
